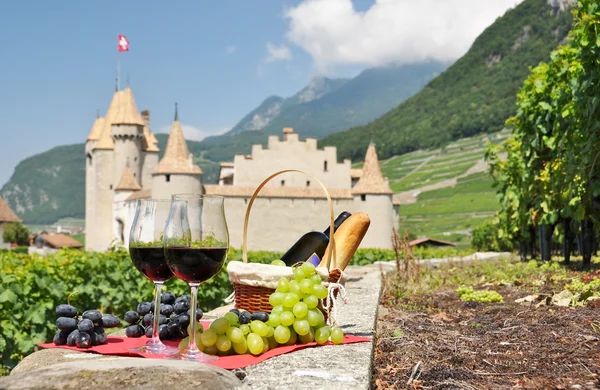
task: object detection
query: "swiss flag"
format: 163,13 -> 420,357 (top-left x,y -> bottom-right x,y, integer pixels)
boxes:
118,35 -> 129,52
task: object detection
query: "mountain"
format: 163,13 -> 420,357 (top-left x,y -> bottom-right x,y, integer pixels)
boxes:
0,137 -> 217,225
319,0 -> 574,161
198,61 -> 447,162
228,77 -> 349,134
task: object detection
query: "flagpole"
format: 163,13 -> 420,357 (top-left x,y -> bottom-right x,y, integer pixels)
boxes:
117,50 -> 121,91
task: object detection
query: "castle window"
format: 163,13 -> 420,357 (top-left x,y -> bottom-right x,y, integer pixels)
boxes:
110,185 -> 113,190
361,194 -> 366,201
133,173 -> 136,177
306,181 -> 310,187
324,161 -> 328,172
166,174 -> 171,182
134,157 -> 138,162
281,180 -> 285,186
244,198 -> 248,205
87,153 -> 92,166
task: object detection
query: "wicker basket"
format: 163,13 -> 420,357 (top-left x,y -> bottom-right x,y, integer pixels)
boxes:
226,169 -> 346,315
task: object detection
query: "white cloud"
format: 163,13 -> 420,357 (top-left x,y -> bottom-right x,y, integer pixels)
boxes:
224,45 -> 237,54
284,0 -> 525,73
159,124 -> 230,142
265,42 -> 293,63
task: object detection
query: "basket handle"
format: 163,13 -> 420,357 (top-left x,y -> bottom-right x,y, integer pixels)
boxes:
242,169 -> 337,271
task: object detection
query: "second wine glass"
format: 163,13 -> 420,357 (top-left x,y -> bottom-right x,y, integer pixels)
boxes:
163,194 -> 229,362
128,198 -> 178,355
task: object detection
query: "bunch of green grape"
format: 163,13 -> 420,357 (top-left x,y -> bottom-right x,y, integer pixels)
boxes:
179,262 -> 345,356
456,285 -> 504,303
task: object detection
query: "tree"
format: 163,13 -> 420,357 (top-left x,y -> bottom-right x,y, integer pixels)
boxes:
3,222 -> 30,246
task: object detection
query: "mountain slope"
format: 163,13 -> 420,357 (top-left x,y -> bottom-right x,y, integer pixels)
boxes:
197,61 -> 447,162
0,136 -> 216,224
320,0 -> 573,161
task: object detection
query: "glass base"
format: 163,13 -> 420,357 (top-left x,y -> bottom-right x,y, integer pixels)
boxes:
164,350 -> 219,362
129,341 -> 179,355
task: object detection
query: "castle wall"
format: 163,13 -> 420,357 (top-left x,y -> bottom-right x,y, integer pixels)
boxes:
112,124 -> 143,185
86,149 -> 115,251
350,194 -> 394,249
85,144 -> 94,250
141,152 -> 158,189
151,174 -> 203,201
223,196 -> 355,252
232,134 -> 351,189
113,192 -> 137,247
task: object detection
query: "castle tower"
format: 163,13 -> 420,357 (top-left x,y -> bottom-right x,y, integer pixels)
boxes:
140,110 -> 159,189
85,112 -> 105,251
352,142 -> 395,249
113,166 -> 142,245
151,104 -> 203,200
111,88 -> 145,187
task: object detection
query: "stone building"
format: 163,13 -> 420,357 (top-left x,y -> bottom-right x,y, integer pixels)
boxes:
0,196 -> 22,247
85,86 -> 400,252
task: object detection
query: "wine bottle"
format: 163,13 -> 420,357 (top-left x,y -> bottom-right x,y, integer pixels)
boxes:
280,211 -> 352,267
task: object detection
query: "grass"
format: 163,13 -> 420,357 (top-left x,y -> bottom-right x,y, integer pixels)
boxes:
401,193 -> 499,216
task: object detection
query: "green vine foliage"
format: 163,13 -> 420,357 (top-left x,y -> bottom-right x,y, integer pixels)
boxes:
487,0 -> 600,242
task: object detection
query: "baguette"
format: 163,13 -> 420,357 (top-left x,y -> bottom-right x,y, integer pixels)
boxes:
318,212 -> 370,270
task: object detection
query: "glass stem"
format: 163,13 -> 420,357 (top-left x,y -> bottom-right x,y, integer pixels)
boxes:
151,282 -> 163,344
187,284 -> 200,354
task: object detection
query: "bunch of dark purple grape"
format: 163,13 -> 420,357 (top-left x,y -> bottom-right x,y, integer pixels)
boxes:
124,291 -> 203,340
53,304 -> 121,348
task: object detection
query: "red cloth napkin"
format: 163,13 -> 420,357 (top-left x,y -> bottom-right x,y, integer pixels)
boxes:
40,321 -> 371,370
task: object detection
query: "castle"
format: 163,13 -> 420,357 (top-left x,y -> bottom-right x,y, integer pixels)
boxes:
85,87 -> 400,252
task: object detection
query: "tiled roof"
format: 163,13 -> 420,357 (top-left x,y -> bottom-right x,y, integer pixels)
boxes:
152,120 -> 203,175
41,233 -> 84,249
86,117 -> 105,141
203,185 -> 353,199
350,168 -> 363,179
351,143 -> 393,195
220,162 -> 234,167
392,195 -> 402,205
142,125 -> 159,152
125,188 -> 152,201
111,88 -> 145,126
0,197 -> 21,223
409,237 -> 456,247
115,167 -> 142,191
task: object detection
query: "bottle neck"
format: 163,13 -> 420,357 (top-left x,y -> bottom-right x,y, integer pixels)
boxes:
323,211 -> 352,237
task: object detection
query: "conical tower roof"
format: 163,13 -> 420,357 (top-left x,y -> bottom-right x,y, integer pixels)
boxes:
115,167 -> 142,191
86,116 -> 105,141
111,88 -> 145,126
351,143 -> 393,195
142,125 -> 160,152
152,106 -> 202,175
94,90 -> 123,150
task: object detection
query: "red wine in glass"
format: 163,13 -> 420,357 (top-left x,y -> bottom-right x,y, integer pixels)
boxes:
128,198 -> 178,355
164,194 -> 229,362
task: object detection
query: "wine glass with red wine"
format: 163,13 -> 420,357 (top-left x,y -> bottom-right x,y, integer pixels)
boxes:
128,199 -> 179,355
163,194 -> 229,362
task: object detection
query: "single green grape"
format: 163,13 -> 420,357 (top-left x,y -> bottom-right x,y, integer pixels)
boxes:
280,311 -> 295,326
273,325 -> 291,344
247,333 -> 264,355
269,292 -> 285,307
215,334 -> 232,352
310,274 -> 322,285
271,259 -> 286,266
187,321 -> 204,335
250,320 -> 269,337
288,280 -> 303,296
285,328 -> 298,346
204,344 -> 218,355
315,325 -> 331,345
301,262 -> 316,276
298,328 -> 314,344
303,294 -> 319,309
293,267 -> 305,281
266,313 -> 281,327
268,336 -> 278,350
226,326 -> 245,344
277,277 -> 290,293
306,309 -> 322,327
210,317 -> 230,334
200,328 -> 218,347
293,319 -> 311,336
239,324 -> 250,335
261,336 -> 269,353
271,305 -> 284,315
266,325 -> 275,338
283,293 -> 300,308
232,339 -> 248,354
224,312 -> 239,327
293,302 -> 309,318
178,336 -> 189,351
331,327 -> 344,344
312,284 -> 328,299
299,279 -> 314,294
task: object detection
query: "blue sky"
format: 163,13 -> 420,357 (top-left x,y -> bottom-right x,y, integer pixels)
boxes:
0,0 -> 523,186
